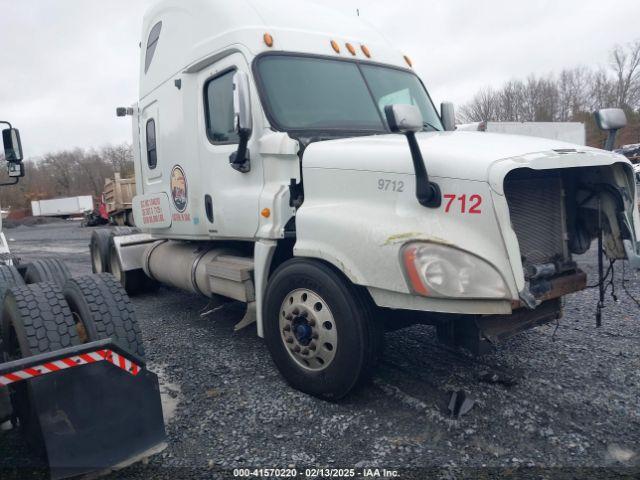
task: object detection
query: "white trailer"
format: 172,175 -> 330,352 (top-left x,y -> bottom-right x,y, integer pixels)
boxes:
99,0 -> 640,400
31,195 -> 93,217
456,121 -> 586,145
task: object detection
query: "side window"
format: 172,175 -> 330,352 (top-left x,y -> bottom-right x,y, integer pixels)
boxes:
204,70 -> 239,144
146,119 -> 157,169
145,22 -> 162,74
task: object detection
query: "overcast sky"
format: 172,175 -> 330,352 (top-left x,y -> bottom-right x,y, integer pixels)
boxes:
1,0 -> 639,159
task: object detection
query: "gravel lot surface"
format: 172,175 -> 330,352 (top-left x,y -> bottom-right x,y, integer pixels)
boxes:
1,222 -> 639,479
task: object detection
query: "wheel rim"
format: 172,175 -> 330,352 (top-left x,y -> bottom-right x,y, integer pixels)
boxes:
91,243 -> 103,273
279,288 -> 337,371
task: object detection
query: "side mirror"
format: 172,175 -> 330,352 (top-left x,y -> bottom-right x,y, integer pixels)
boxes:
595,108 -> 627,151
441,102 -> 456,132
2,128 -> 23,163
385,104 -> 423,133
229,71 -> 253,174
7,162 -> 25,178
384,104 -> 441,208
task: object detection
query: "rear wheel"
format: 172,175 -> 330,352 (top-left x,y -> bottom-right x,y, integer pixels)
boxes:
1,283 -> 81,448
0,265 -> 26,351
0,264 -> 25,301
263,258 -> 383,400
126,211 -> 136,227
109,242 -> 156,296
23,258 -> 70,286
63,274 -> 145,358
90,229 -> 113,274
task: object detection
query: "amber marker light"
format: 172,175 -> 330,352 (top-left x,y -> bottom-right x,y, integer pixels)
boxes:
361,45 -> 371,58
263,33 -> 274,47
402,245 -> 429,296
261,208 -> 271,218
346,43 -> 356,56
331,40 -> 341,53
404,55 -> 413,67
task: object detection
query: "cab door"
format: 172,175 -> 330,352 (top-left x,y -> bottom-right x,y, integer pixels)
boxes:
197,52 -> 264,239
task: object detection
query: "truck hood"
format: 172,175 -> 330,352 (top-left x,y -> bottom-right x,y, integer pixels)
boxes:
302,131 -> 623,184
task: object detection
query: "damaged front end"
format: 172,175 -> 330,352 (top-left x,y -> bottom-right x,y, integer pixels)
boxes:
495,149 -> 640,312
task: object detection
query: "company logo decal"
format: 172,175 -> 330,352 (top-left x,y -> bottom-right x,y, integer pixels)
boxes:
170,165 -> 188,213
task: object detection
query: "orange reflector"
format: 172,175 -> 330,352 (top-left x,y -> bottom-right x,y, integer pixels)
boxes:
264,33 -> 274,47
261,208 -> 271,218
403,246 -> 429,296
404,55 -> 413,67
346,43 -> 356,56
361,45 -> 371,58
331,40 -> 341,54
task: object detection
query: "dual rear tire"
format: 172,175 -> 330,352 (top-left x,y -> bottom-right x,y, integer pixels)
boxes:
1,272 -> 145,361
90,228 -> 158,296
0,272 -> 145,447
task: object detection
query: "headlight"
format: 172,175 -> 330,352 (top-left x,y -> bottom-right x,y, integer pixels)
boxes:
401,242 -> 510,299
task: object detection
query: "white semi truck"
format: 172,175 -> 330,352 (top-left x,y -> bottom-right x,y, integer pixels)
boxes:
100,0 -> 640,399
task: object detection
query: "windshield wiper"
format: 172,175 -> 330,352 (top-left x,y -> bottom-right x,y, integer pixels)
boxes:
423,122 -> 441,132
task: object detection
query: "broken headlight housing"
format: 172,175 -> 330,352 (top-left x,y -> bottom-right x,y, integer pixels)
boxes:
401,242 -> 510,299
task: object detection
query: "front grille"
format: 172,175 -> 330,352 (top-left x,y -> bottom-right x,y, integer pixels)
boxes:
504,171 -> 566,265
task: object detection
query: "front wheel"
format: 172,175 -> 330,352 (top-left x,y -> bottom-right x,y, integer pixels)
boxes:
263,259 -> 383,400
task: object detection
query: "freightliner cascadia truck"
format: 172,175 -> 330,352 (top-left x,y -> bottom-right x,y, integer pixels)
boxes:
95,0 -> 640,399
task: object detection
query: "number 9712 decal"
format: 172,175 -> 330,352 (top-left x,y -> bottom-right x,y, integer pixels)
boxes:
443,194 -> 483,214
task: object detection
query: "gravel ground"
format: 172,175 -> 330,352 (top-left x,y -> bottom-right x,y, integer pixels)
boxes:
1,222 -> 639,479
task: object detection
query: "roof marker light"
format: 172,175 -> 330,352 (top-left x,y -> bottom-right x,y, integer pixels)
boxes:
361,45 -> 371,58
264,33 -> 274,47
404,55 -> 413,67
331,40 -> 341,54
346,43 -> 356,56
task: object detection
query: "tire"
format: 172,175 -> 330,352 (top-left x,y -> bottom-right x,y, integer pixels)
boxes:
1,283 -> 81,450
263,258 -> 383,400
90,229 -> 113,274
0,265 -> 25,349
63,274 -> 145,358
126,211 -> 136,227
23,258 -> 71,286
109,241 -> 158,296
2,282 -> 81,358
112,226 -> 140,235
0,265 -> 26,300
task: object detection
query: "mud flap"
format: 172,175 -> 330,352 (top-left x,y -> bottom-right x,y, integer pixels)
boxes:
1,340 -> 166,479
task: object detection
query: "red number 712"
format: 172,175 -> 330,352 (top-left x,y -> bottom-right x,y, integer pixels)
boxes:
444,194 -> 482,214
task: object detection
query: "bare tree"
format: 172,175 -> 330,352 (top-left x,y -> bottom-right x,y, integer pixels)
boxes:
460,39 -> 640,147
611,40 -> 640,109
460,87 -> 499,122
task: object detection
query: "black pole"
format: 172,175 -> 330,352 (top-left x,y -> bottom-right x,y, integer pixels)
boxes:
597,197 -> 604,327
405,131 -> 441,208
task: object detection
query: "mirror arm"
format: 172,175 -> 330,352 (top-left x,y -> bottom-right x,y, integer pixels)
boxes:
0,177 -> 19,187
405,131 -> 441,208
604,129 -> 618,152
229,130 -> 251,173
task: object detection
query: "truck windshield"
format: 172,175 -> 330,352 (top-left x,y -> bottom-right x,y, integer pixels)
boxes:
255,55 -> 443,134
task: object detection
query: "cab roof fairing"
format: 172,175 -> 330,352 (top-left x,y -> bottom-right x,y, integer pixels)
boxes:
139,0 -> 409,98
